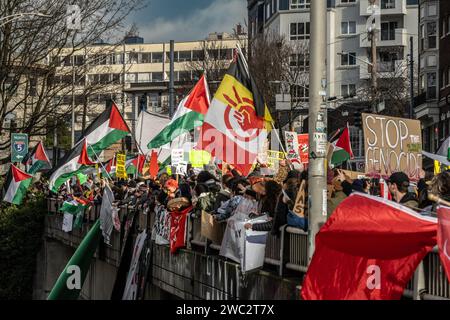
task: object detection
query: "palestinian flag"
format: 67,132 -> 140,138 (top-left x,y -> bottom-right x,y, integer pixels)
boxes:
22,141 -> 51,174
49,139 -> 96,192
197,48 -> 272,176
78,101 -> 130,158
102,156 -> 116,177
330,126 -> 354,166
147,74 -> 210,149
2,164 -> 33,205
60,199 -> 87,214
126,154 -> 146,175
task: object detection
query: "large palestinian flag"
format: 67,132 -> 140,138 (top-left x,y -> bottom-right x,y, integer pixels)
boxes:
22,141 -> 51,174
49,139 -> 96,192
2,164 -> 33,205
197,49 -> 272,176
147,74 -> 210,149
78,101 -> 130,158
329,126 -> 354,166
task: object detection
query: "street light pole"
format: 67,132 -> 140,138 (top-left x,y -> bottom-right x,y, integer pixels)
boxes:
307,0 -> 328,262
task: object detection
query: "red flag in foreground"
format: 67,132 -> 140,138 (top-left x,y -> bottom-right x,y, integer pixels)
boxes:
437,205 -> 450,282
169,206 -> 192,254
301,193 -> 437,300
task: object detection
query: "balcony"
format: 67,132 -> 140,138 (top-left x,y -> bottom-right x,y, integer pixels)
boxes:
360,28 -> 408,47
359,59 -> 407,80
360,0 -> 407,16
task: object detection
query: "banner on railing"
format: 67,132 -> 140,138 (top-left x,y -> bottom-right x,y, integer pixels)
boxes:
219,213 -> 269,273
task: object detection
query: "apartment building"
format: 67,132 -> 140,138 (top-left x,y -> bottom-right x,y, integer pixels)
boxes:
53,32 -> 246,142
248,0 -> 418,169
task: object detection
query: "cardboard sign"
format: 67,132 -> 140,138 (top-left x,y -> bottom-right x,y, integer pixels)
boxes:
285,131 -> 301,163
171,148 -> 184,166
175,161 -> 188,176
298,134 -> 309,164
267,150 -> 286,169
201,210 -> 225,244
362,113 -> 422,180
115,153 -> 127,179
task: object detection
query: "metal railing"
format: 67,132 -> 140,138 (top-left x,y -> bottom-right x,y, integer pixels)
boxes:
45,199 -> 450,300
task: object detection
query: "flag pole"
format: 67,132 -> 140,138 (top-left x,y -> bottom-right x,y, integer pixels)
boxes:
88,145 -> 113,182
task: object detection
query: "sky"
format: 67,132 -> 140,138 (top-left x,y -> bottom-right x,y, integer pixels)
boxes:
125,0 -> 247,43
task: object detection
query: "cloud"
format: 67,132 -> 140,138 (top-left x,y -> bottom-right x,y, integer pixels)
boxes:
135,0 -> 247,43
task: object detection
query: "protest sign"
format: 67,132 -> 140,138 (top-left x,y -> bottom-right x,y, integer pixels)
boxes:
116,153 -> 127,179
175,161 -> 188,176
171,148 -> 184,166
362,113 -> 422,180
298,134 -> 309,164
285,131 -> 300,163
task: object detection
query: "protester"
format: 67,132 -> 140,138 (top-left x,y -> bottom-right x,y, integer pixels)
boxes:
387,172 -> 419,210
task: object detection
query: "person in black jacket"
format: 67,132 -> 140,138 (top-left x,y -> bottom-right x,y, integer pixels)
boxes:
245,180 -> 282,232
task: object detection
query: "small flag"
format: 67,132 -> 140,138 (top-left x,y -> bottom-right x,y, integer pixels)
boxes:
22,141 -> 51,174
2,164 -> 33,205
330,126 -> 354,166
149,150 -> 159,178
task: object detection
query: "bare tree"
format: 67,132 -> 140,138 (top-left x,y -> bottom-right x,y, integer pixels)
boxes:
247,31 -> 310,130
0,0 -> 143,163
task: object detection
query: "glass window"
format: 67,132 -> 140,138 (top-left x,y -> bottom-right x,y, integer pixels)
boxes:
192,50 -> 204,61
427,55 -> 437,67
141,53 -> 151,63
381,0 -> 395,9
427,72 -> 437,99
290,0 -> 310,9
152,72 -> 164,82
381,22 -> 398,41
340,0 -> 356,3
178,51 -> 192,62
428,4 -> 437,16
152,52 -> 163,63
290,22 -> 310,40
427,22 -> 437,49
266,3 -> 270,19
341,52 -> 356,66
341,21 -> 356,35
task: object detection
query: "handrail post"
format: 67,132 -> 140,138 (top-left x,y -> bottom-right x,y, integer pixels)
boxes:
279,225 -> 288,277
413,261 -> 426,300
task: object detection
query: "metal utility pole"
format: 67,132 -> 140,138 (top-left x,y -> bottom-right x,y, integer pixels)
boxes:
409,36 -> 414,119
169,40 -> 175,118
369,0 -> 378,113
122,41 -> 126,151
307,0 -> 328,262
71,61 -> 75,147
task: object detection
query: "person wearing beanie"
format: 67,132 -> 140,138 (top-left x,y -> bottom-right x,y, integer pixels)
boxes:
387,172 -> 419,210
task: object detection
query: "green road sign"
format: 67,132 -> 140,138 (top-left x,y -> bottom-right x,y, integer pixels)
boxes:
11,133 -> 28,162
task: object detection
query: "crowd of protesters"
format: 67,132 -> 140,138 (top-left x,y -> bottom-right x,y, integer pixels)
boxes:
37,158 -> 450,242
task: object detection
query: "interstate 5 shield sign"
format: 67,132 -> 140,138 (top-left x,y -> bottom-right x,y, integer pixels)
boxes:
11,133 -> 28,162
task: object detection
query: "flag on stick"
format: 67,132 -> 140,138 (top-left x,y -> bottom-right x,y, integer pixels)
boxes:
2,164 -> 33,205
22,141 -> 51,174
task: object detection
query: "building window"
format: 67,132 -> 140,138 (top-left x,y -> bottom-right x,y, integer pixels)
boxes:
340,52 -> 356,66
340,0 -> 356,4
152,52 -> 163,63
427,55 -> 437,67
341,21 -> 356,35
420,24 -> 425,50
381,21 -> 397,41
272,0 -> 277,14
266,3 -> 270,19
178,51 -> 192,62
290,0 -> 310,10
152,72 -> 164,82
291,85 -> 309,102
290,22 -> 310,40
290,53 -> 309,71
420,6 -> 425,19
427,72 -> 437,99
427,22 -> 437,49
428,4 -> 437,16
381,0 -> 395,9
141,53 -> 151,63
341,84 -> 356,97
